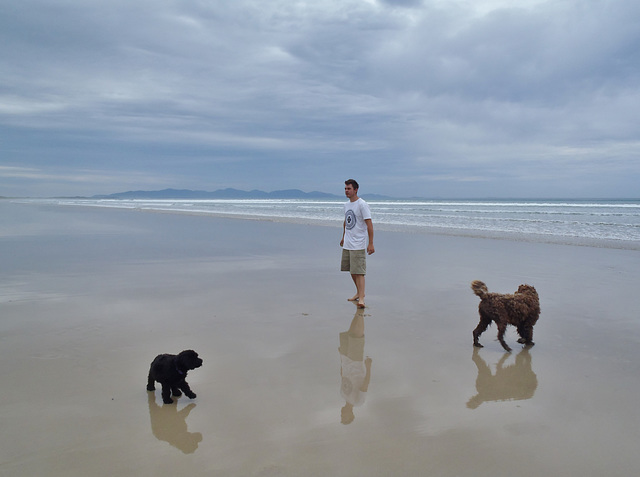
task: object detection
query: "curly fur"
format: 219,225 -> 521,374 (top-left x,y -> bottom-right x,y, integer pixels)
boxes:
147,350 -> 203,404
471,280 -> 540,352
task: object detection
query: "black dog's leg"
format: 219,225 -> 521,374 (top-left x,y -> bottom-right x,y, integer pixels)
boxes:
472,317 -> 491,348
171,386 -> 182,397
160,383 -> 174,404
497,322 -> 512,352
179,381 -> 197,400
147,370 -> 156,392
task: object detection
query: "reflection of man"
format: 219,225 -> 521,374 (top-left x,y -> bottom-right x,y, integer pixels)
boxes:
467,347 -> 537,409
148,393 -> 203,453
339,307 -> 372,424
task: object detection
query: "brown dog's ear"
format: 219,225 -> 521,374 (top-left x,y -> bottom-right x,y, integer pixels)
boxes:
517,284 -> 538,296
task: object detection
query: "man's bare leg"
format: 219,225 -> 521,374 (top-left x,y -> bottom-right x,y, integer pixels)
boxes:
348,274 -> 359,301
352,274 -> 365,308
348,307 -> 365,337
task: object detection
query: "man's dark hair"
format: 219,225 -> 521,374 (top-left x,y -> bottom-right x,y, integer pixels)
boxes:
345,179 -> 359,190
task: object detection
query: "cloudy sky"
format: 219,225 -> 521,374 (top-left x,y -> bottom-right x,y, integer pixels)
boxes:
1,0 -> 638,198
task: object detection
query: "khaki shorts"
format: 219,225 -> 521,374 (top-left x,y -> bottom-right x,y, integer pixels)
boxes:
341,249 -> 366,275
339,331 -> 365,361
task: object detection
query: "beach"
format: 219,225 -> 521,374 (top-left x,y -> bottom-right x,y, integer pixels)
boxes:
1,200 -> 640,476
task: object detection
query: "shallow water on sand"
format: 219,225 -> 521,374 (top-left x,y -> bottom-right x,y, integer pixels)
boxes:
1,202 -> 640,476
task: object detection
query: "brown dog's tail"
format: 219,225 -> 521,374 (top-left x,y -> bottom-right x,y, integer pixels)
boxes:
471,280 -> 488,298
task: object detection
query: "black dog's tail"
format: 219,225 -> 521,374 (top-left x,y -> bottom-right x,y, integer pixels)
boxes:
471,280 -> 488,299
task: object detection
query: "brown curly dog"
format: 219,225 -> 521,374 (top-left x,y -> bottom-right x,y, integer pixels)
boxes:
471,280 -> 540,352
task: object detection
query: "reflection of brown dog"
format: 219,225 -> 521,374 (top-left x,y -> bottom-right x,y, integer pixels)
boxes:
471,280 -> 540,352
467,347 -> 537,409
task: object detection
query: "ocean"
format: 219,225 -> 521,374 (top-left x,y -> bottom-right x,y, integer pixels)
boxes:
14,198 -> 640,249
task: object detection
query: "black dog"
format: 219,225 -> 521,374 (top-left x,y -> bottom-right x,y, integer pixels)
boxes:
147,350 -> 203,404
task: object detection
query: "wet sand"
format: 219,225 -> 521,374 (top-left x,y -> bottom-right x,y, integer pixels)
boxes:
1,200 -> 640,476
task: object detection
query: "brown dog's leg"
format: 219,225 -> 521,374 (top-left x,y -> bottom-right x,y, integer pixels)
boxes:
516,324 -> 535,346
473,318 -> 491,347
497,323 -> 512,352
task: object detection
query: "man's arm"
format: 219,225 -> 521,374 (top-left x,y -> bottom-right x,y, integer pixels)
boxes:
365,219 -> 374,255
360,357 -> 372,392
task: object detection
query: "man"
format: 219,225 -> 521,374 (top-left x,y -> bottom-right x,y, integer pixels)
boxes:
340,179 -> 374,308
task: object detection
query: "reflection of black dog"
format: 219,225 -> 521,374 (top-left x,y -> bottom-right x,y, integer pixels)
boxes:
471,280 -> 540,352
147,394 -> 203,454
147,350 -> 203,404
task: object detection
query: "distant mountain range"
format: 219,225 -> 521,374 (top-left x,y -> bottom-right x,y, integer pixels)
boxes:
90,188 -> 393,200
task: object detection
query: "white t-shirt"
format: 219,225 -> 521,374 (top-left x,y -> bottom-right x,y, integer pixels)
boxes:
343,198 -> 372,250
340,355 -> 367,406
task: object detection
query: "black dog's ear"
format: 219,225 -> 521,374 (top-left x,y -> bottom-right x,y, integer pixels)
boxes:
176,351 -> 190,369
177,350 -> 201,370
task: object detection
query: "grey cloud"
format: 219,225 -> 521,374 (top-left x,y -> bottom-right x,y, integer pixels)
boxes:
0,0 -> 638,197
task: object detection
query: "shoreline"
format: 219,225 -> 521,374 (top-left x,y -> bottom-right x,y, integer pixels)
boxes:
8,199 -> 640,251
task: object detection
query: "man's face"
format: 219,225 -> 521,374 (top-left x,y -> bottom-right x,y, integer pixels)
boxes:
344,184 -> 357,199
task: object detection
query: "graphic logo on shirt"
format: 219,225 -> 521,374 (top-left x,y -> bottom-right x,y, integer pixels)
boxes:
345,210 -> 357,230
